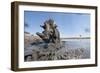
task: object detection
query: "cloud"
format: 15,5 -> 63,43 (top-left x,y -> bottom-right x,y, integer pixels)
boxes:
84,28 -> 90,33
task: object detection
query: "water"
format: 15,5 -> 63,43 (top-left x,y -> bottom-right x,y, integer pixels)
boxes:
62,39 -> 90,58
62,39 -> 90,49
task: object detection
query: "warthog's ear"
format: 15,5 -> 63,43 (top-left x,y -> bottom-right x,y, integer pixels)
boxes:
40,25 -> 43,27
40,25 -> 46,29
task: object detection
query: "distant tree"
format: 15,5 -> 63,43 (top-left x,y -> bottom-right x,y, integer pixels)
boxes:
24,22 -> 29,33
80,35 -> 82,37
25,23 -> 29,28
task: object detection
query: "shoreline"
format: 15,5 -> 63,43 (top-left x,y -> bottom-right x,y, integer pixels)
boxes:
61,37 -> 90,39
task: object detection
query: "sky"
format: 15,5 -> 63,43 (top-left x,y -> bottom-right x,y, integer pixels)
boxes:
24,11 -> 90,38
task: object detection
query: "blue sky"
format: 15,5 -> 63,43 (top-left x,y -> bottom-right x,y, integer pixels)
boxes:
24,11 -> 90,37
